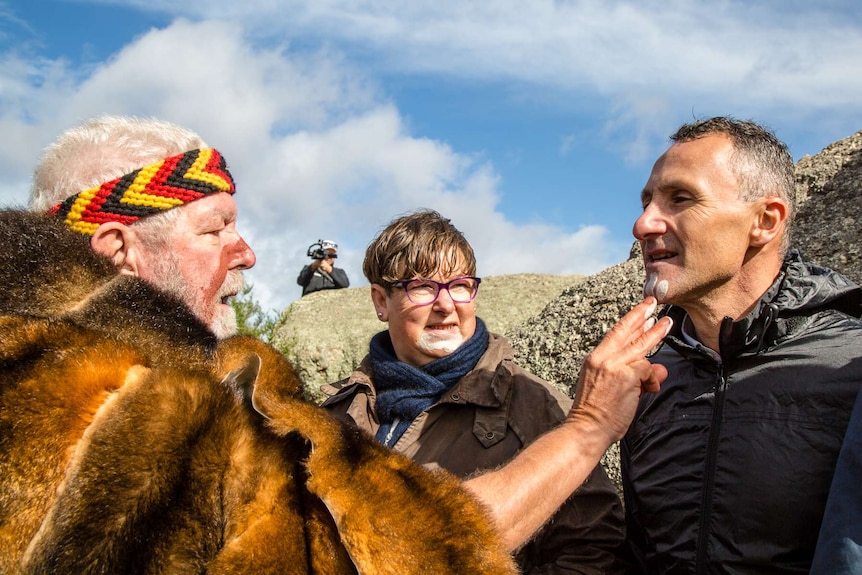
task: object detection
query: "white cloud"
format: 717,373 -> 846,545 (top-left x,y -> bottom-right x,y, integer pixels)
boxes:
77,1 -> 862,178
106,1 -> 862,107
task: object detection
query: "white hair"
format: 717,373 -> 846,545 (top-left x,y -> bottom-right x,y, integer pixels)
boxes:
29,115 -> 208,212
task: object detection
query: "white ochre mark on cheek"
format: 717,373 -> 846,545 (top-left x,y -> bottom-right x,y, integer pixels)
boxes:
654,279 -> 669,300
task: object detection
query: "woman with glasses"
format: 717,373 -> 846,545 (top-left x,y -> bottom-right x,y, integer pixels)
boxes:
322,209 -> 630,574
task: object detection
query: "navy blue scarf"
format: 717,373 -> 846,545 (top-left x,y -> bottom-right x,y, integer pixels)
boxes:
370,318 -> 489,446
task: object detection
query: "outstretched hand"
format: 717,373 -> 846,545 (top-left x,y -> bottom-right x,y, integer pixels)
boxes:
568,297 -> 671,444
463,297 -> 672,552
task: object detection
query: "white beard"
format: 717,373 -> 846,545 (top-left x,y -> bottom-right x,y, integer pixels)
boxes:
210,270 -> 244,339
148,254 -> 243,340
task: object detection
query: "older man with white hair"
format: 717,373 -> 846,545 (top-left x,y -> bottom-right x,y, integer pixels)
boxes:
29,115 -> 255,339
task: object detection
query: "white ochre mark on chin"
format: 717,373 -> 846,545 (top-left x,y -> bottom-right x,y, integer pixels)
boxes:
419,332 -> 463,354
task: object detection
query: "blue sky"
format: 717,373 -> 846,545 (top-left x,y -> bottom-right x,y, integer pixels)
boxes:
2,0 -> 861,313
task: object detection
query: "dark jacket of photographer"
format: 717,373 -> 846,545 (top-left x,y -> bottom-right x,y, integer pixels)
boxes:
297,262 -> 350,296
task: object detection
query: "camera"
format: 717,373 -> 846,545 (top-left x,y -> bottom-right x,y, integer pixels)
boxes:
307,239 -> 338,260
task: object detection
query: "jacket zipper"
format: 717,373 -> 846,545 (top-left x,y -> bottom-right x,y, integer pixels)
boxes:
696,362 -> 727,575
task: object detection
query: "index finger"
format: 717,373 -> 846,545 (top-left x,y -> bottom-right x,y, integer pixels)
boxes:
600,297 -> 659,344
594,297 -> 671,360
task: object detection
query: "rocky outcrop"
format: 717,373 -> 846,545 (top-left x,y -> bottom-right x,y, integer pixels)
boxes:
793,130 -> 862,286
508,247 -> 644,398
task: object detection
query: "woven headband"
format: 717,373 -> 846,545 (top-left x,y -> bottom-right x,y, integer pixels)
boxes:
50,148 -> 235,236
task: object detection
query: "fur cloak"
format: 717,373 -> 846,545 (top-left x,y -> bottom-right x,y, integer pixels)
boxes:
0,209 -> 517,575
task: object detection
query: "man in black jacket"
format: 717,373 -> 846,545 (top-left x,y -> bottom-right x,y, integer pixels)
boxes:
297,239 -> 350,296
621,116 -> 862,574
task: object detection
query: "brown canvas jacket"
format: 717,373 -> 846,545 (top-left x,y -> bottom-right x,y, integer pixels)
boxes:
322,333 -> 630,575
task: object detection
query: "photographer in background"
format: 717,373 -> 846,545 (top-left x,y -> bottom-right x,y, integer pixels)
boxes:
297,239 -> 350,296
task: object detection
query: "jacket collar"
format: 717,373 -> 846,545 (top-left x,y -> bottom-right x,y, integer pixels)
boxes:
447,333 -> 515,408
660,250 -> 862,362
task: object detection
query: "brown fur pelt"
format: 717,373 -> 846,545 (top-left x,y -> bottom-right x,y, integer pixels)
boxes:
0,209 -> 517,575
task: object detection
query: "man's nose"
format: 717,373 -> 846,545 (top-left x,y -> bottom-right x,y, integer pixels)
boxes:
230,236 -> 256,270
632,204 -> 666,241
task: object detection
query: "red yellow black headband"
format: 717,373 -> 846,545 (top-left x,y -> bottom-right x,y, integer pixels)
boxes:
49,148 -> 235,236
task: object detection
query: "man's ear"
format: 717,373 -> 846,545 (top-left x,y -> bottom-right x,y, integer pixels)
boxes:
90,222 -> 141,276
750,196 -> 789,248
370,284 -> 389,322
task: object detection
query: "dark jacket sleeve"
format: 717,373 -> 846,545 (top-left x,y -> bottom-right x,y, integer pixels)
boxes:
810,389 -> 862,575
297,265 -> 315,288
620,435 -> 648,574
329,267 -> 350,289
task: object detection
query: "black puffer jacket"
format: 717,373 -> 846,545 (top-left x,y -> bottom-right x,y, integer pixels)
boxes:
621,251 -> 862,574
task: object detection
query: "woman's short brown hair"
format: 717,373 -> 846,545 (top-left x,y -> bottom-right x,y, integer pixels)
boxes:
363,209 -> 476,290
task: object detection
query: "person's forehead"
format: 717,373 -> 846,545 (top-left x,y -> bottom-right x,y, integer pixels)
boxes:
645,135 -> 735,191
179,192 -> 238,221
